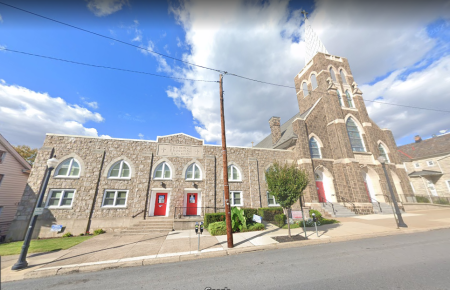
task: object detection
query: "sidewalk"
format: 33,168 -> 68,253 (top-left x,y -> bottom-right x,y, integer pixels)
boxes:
2,208 -> 450,282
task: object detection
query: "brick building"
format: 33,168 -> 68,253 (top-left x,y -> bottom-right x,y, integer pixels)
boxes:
7,15 -> 414,240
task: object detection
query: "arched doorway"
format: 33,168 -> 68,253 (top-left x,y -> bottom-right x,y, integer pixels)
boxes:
361,167 -> 385,202
390,170 -> 405,202
315,167 -> 337,203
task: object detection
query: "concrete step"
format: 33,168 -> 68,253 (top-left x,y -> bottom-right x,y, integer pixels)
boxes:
321,203 -> 356,217
372,203 -> 395,214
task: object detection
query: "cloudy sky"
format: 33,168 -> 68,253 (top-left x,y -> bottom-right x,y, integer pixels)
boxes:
0,0 -> 449,148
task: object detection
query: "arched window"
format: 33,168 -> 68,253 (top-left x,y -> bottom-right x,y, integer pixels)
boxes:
329,68 -> 336,82
108,160 -> 130,178
302,82 -> 309,97
337,90 -> 344,107
309,138 -> 322,159
311,74 -> 318,90
55,158 -> 80,177
340,69 -> 347,84
346,90 -> 354,108
346,118 -> 365,152
378,143 -> 390,163
186,163 -> 201,180
228,165 -> 241,181
154,162 -> 171,179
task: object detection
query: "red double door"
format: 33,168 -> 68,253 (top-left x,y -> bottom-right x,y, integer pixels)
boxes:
154,193 -> 167,216
316,181 -> 326,202
186,193 -> 198,216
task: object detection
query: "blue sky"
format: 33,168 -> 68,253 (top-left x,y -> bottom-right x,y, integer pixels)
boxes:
0,0 -> 449,148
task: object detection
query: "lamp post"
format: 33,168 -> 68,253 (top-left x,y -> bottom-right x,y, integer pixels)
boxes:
12,157 -> 59,270
378,156 -> 408,228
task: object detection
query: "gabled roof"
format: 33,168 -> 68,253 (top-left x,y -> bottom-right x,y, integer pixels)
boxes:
0,133 -> 32,170
398,133 -> 450,162
255,106 -> 314,149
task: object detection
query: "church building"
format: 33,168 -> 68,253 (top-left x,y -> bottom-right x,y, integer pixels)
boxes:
7,15 -> 414,240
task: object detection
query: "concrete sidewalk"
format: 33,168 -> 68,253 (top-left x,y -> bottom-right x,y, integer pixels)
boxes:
2,208 -> 450,283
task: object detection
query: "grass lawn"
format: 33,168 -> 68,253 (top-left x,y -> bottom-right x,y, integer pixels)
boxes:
0,236 -> 93,256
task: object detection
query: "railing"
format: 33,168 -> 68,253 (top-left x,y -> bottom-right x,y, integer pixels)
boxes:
340,196 -> 357,213
132,210 -> 145,218
414,195 -> 450,205
370,197 -> 382,213
173,207 -> 226,219
319,196 -> 336,216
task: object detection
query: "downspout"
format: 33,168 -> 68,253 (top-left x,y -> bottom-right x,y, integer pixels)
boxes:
256,159 -> 262,208
86,149 -> 106,233
143,153 -> 154,220
214,156 -> 217,212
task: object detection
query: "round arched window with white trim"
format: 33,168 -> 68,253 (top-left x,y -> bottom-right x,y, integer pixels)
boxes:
337,90 -> 344,107
340,69 -> 347,84
330,68 -> 336,82
108,160 -> 131,179
154,162 -> 172,179
311,74 -> 318,90
186,163 -> 202,180
55,158 -> 80,177
378,143 -> 390,163
228,165 -> 241,181
345,90 -> 354,108
346,118 -> 366,152
302,82 -> 309,97
309,137 -> 322,159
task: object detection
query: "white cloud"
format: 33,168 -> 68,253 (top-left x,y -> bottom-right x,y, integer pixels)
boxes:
86,0 -> 128,17
361,55 -> 450,142
138,133 -> 144,139
161,0 -> 450,147
0,82 -> 104,148
85,101 -> 99,109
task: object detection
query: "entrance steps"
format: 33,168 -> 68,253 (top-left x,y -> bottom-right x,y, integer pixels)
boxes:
118,219 -> 174,235
372,202 -> 395,215
312,203 -> 356,218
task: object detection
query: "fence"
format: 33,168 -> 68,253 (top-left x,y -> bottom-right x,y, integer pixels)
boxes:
415,195 -> 450,205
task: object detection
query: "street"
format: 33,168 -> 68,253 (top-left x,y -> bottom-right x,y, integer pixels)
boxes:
3,228 -> 450,290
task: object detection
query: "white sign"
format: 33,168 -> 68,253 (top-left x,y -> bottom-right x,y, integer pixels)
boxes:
50,225 -> 63,232
33,208 -> 44,216
291,211 -> 303,219
252,214 -> 262,223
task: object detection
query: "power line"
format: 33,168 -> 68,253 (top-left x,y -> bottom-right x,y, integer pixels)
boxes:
0,1 -> 223,74
1,48 -> 219,83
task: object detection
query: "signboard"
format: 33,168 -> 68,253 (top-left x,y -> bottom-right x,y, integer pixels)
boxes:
33,208 -> 44,216
252,214 -> 262,223
50,225 -> 63,232
157,144 -> 203,158
291,211 -> 303,219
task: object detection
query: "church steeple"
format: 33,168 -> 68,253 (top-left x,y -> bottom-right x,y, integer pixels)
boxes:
302,10 -> 329,66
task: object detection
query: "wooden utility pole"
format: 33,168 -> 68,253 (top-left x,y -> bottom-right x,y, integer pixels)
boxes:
219,74 -> 233,248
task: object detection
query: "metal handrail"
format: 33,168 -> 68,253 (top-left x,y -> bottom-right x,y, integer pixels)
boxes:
340,196 -> 357,213
370,197 -> 382,213
319,196 -> 336,216
132,210 -> 145,218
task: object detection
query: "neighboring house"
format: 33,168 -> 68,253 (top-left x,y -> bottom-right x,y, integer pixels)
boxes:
398,134 -> 450,203
0,133 -> 31,240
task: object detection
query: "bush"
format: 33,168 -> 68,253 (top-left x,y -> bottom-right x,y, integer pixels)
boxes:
231,207 -> 247,232
93,229 -> 106,235
204,212 -> 226,228
282,223 -> 301,229
416,196 -> 430,203
320,218 -> 340,225
79,233 -> 85,236
62,232 -> 73,238
309,209 -> 322,219
257,207 -> 284,221
208,221 -> 227,236
434,198 -> 450,205
274,214 -> 286,228
243,223 -> 265,232
242,208 -> 258,221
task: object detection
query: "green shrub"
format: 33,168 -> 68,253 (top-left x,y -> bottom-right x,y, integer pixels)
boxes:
434,198 -> 450,205
208,221 -> 227,236
274,214 -> 286,228
242,208 -> 258,221
416,196 -> 430,203
93,229 -> 106,235
309,209 -> 322,219
62,232 -> 73,238
204,212 -> 226,228
231,207 -> 247,232
282,223 -> 301,229
257,207 -> 283,221
242,223 -> 265,232
79,233 -> 85,236
320,218 -> 340,225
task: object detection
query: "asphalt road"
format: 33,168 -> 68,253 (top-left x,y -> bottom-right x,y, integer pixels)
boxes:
3,229 -> 450,290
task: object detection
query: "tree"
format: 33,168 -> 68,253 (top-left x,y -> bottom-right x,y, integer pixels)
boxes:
265,162 -> 309,237
13,145 -> 38,165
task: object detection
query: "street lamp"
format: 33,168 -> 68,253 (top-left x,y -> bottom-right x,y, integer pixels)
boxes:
377,156 -> 408,228
12,157 -> 59,270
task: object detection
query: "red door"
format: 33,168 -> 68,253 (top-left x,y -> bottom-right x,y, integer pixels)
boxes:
154,193 -> 167,216
316,181 -> 326,202
186,193 -> 198,216
364,182 -> 371,201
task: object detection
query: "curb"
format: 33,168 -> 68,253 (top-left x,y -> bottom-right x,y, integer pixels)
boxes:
9,224 -> 450,281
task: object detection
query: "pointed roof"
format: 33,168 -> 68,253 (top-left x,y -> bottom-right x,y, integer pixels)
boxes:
0,133 -> 32,170
304,14 -> 329,65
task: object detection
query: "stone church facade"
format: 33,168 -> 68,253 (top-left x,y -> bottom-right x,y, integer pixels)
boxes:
7,17 -> 414,240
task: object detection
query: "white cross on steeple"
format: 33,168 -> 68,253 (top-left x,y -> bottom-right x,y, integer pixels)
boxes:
303,10 -> 329,66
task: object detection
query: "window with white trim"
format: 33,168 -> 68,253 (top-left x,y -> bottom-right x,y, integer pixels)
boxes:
55,158 -> 80,177
108,160 -> 130,179
378,143 -> 390,163
102,190 -> 128,207
46,189 -> 75,208
228,165 -> 241,181
154,162 -> 172,179
311,74 -> 318,90
346,118 -> 365,152
0,151 -> 6,164
302,82 -> 309,97
337,90 -> 344,107
340,69 -> 347,84
345,90 -> 354,108
186,163 -> 201,180
426,160 -> 435,166
330,68 -> 336,82
230,191 -> 242,206
309,137 -> 322,159
267,193 -> 280,206
414,162 -> 420,168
